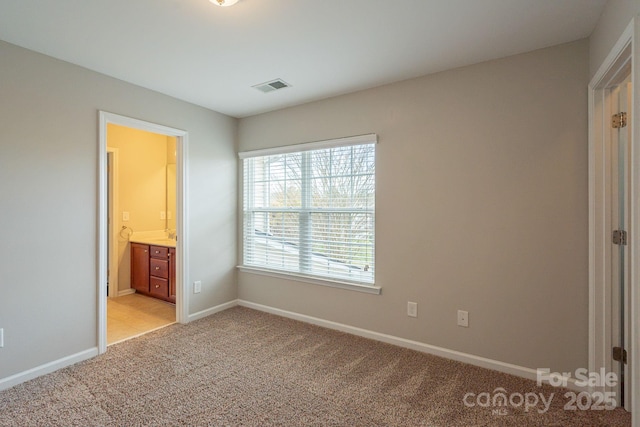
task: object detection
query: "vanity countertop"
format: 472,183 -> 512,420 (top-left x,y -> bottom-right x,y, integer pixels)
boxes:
129,237 -> 177,248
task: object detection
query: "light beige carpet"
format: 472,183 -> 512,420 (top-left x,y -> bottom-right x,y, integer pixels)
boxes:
0,307 -> 632,426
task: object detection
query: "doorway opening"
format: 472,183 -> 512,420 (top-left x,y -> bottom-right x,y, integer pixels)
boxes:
107,125 -> 177,344
98,112 -> 189,354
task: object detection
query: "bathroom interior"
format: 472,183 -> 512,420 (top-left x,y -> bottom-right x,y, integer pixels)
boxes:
106,124 -> 177,345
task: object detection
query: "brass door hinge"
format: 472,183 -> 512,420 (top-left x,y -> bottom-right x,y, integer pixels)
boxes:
613,346 -> 627,364
613,229 -> 627,245
612,112 -> 627,129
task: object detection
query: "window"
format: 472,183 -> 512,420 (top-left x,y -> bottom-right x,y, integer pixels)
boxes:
240,135 -> 376,287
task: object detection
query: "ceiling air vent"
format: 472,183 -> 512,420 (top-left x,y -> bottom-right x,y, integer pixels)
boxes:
252,78 -> 291,93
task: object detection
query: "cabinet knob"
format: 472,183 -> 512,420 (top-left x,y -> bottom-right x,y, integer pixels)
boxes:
144,250 -> 147,253
155,266 -> 160,270
155,251 -> 160,254
155,284 -> 160,288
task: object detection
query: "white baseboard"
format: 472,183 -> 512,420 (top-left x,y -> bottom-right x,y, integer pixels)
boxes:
237,300 -> 586,392
0,347 -> 98,392
118,288 -> 135,297
188,299 -> 239,322
0,301 -> 586,394
0,299 -> 238,391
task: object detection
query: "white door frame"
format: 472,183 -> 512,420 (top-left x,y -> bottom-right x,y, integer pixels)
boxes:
98,111 -> 190,354
588,16 -> 638,420
107,147 -> 120,298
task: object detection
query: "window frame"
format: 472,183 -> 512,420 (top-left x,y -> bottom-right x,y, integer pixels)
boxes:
238,134 -> 380,295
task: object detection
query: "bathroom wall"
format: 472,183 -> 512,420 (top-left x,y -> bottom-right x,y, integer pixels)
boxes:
107,124 -> 169,292
167,136 -> 177,231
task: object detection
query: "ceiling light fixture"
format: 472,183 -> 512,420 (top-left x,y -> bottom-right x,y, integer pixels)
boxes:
210,0 -> 239,6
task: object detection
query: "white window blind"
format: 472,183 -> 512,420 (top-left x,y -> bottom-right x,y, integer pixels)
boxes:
241,135 -> 376,285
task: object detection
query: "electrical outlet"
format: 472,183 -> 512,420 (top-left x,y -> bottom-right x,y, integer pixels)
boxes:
194,281 -> 202,294
457,310 -> 469,327
122,211 -> 130,221
407,301 -> 417,318
0,328 -> 4,348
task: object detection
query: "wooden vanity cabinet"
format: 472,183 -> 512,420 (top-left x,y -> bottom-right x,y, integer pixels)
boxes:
131,243 -> 150,293
130,242 -> 176,304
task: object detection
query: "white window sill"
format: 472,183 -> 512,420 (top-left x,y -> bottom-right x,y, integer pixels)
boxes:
237,265 -> 382,295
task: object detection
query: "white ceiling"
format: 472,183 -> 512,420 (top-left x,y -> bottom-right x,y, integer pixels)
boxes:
0,0 -> 606,118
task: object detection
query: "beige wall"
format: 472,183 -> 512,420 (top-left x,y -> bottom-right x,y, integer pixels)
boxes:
0,40 -> 237,380
238,40 -> 589,374
108,124 -> 170,291
589,0 -> 640,78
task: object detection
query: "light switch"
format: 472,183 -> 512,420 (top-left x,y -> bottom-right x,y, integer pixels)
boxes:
160,211 -> 166,220
122,211 -> 130,221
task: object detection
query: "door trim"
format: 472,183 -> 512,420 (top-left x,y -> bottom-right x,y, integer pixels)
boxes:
107,147 -> 119,298
588,16 -> 637,419
98,111 -> 190,354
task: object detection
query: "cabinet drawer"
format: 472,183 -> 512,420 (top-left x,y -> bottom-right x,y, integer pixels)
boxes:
150,258 -> 169,279
150,277 -> 169,298
150,246 -> 169,259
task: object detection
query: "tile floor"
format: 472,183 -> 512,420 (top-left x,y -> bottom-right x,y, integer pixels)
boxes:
107,293 -> 176,345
